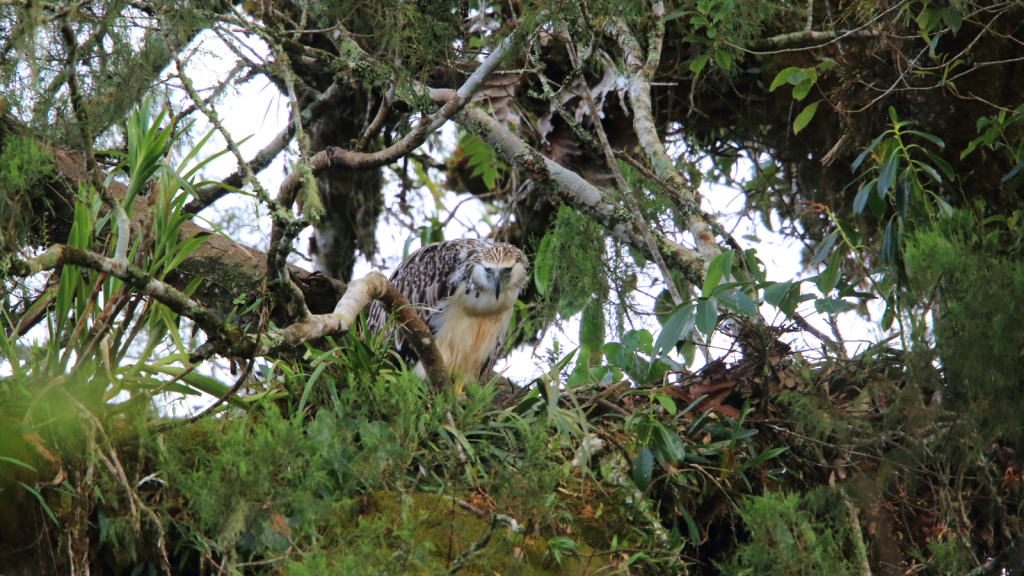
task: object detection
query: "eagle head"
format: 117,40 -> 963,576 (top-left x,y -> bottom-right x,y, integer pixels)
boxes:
466,244 -> 529,305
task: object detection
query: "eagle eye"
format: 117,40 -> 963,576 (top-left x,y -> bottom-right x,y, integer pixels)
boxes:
484,266 -> 493,273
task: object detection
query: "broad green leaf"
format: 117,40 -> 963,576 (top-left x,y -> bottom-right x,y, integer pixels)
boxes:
654,422 -> 686,462
717,290 -> 758,317
654,394 -> 677,416
815,297 -> 850,314
714,49 -> 732,70
702,250 -> 734,297
941,6 -> 962,32
810,230 -> 838,267
770,67 -> 801,91
652,304 -> 696,368
792,79 -> 814,102
763,281 -> 793,307
793,101 -> 820,132
632,446 -> 654,492
695,297 -> 718,336
814,251 -> 843,295
689,54 -> 710,74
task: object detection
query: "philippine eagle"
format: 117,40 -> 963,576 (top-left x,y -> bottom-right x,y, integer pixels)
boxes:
368,238 -> 529,385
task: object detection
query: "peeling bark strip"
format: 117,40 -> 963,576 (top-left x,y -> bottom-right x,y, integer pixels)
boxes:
433,92 -> 709,285
257,272 -> 451,390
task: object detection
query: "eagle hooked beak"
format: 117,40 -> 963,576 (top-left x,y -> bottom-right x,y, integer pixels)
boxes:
493,275 -> 501,299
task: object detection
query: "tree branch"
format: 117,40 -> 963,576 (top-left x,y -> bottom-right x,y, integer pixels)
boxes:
7,245 -> 247,354
607,12 -> 722,266
434,93 -> 707,285
276,29 -> 516,198
181,79 -> 345,214
248,272 -> 451,390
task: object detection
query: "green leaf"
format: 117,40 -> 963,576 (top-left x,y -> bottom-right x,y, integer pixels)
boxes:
917,162 -> 942,183
810,230 -> 838,267
790,79 -> 811,102
696,297 -> 718,336
941,6 -> 962,32
815,297 -> 850,314
702,250 -> 734,297
770,67 -> 801,91
853,180 -> 874,214
763,281 -> 793,307
0,457 -> 36,471
895,178 -> 910,217
654,422 -> 686,463
632,446 -> 654,492
877,148 -> 899,196
905,130 -> 945,150
881,294 -> 896,331
19,482 -> 58,526
678,505 -> 701,543
793,101 -> 820,134
881,218 -> 899,263
714,49 -> 732,70
689,54 -> 710,74
652,304 -> 696,369
745,446 -> 789,467
852,134 -> 885,171
922,149 -> 955,181
814,251 -> 843,295
718,290 -> 758,317
654,394 -> 677,416
1001,158 -> 1024,184
534,232 -> 555,295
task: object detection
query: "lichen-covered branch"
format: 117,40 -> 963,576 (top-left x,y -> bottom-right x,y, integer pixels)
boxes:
277,31 -> 516,197
6,245 -> 246,353
607,10 -> 722,266
435,93 -> 708,285
565,32 -> 683,305
182,80 -> 344,214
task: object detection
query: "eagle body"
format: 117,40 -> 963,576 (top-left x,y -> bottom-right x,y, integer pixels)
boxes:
368,239 -> 529,384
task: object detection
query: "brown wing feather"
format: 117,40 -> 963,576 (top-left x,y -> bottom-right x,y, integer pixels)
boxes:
367,239 -> 481,362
